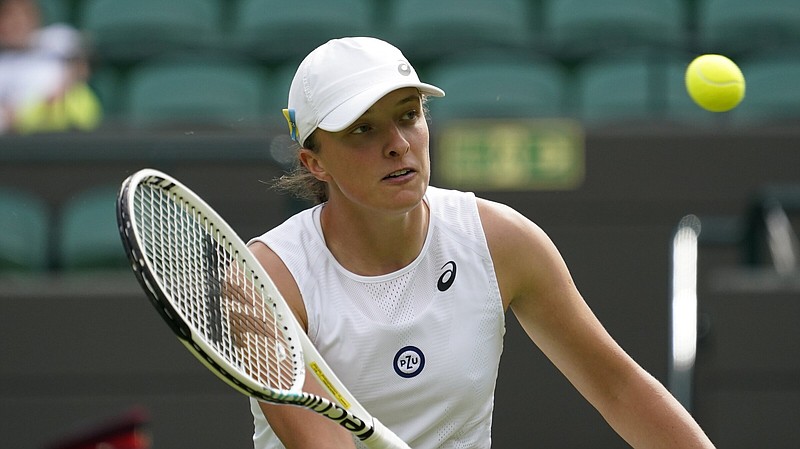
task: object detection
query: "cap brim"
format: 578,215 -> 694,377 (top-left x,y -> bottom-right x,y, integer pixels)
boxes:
318,82 -> 445,133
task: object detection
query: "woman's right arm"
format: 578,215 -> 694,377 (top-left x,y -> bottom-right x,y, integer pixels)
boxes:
248,242 -> 357,449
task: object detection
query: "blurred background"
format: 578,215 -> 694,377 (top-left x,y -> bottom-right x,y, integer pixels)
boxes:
1,0 -> 799,448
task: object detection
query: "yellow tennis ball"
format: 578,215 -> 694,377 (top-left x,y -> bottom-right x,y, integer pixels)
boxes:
685,54 -> 745,112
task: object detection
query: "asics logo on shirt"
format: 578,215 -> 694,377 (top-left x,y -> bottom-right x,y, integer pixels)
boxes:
437,260 -> 457,292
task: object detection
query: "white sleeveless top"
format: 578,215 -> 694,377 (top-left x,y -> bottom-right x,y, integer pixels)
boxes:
249,186 -> 505,449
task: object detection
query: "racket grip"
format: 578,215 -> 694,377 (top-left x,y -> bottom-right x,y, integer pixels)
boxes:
362,418 -> 412,449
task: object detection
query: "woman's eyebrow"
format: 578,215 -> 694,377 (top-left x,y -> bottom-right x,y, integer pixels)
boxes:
395,94 -> 422,107
361,94 -> 422,116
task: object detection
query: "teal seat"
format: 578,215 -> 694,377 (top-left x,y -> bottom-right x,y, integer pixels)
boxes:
124,59 -> 268,129
389,0 -> 534,63
730,55 -> 800,125
426,55 -> 568,122
544,0 -> 687,61
37,0 -> 72,25
88,66 -> 123,120
79,0 -> 223,63
265,62 -> 300,122
576,55 -> 651,124
230,0 -> 373,63
576,52 -> 709,126
664,55 -> 727,126
697,0 -> 800,56
57,186 -> 128,271
0,188 -> 51,272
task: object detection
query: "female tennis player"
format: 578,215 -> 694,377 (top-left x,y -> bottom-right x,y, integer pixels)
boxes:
247,37 -> 715,449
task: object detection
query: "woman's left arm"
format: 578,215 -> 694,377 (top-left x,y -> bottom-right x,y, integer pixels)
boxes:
478,198 -> 715,448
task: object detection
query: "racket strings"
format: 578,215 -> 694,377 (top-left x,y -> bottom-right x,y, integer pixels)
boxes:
224,255 -> 295,390
133,184 -> 297,393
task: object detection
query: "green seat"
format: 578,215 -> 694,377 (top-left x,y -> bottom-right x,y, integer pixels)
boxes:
0,188 -> 51,272
265,62 -> 300,122
124,59 -> 268,129
697,0 -> 800,56
576,55 -> 653,124
544,0 -> 687,61
425,55 -> 568,122
37,0 -> 73,25
575,52 -> 716,126
88,66 -> 123,120
57,186 -> 128,271
79,0 -> 223,63
730,55 -> 800,125
230,0 -> 373,63
664,55 -> 727,126
389,0 -> 534,63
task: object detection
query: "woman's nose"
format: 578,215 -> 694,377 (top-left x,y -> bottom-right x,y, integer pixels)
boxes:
385,125 -> 410,158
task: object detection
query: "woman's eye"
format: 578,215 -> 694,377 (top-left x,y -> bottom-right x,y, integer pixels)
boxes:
351,124 -> 371,134
403,109 -> 420,121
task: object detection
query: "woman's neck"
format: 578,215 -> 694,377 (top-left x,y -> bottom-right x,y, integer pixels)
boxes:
319,199 -> 430,276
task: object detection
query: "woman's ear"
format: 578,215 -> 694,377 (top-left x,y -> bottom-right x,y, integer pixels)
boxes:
299,148 -> 330,182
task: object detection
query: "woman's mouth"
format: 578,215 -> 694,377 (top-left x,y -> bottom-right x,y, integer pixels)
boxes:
384,169 -> 413,180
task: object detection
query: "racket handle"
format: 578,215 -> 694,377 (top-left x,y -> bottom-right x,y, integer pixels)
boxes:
362,418 -> 412,449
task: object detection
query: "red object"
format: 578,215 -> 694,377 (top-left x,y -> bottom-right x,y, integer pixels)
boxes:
44,407 -> 151,449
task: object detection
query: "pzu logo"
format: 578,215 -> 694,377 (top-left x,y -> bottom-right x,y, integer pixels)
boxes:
393,346 -> 425,378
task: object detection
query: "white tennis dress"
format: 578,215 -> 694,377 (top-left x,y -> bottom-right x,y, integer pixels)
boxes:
249,186 -> 505,449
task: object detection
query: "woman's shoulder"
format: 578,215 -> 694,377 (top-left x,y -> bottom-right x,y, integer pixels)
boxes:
476,197 -> 552,252
248,204 -> 324,262
425,186 -> 483,240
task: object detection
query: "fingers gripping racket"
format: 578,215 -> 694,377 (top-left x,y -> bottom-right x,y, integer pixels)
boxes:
117,168 -> 410,449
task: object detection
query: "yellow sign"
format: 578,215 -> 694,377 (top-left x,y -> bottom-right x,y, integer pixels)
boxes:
434,119 -> 585,190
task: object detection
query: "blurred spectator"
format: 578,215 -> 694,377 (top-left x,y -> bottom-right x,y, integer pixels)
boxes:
0,0 -> 101,134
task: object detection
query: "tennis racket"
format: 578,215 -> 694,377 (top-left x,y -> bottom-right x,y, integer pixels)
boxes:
116,168 -> 410,449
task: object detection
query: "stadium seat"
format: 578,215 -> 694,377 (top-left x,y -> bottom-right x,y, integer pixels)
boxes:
37,0 -> 72,25
425,55 -> 568,122
575,55 -> 652,124
389,0 -> 535,63
57,186 -> 128,271
264,62 -> 299,121
88,66 -> 123,120
730,55 -> 800,125
696,0 -> 800,56
664,54 -> 726,126
79,0 -> 223,63
543,0 -> 687,61
229,0 -> 373,63
0,188 -> 51,272
575,52 -> 711,126
124,58 -> 269,129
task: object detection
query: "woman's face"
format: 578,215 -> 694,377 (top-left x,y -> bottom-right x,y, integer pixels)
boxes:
0,0 -> 40,49
300,87 -> 431,216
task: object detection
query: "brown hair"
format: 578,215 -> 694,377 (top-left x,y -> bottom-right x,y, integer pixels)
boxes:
272,133 -> 328,204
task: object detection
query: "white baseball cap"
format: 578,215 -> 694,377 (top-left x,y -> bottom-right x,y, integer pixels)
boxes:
283,37 -> 445,146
